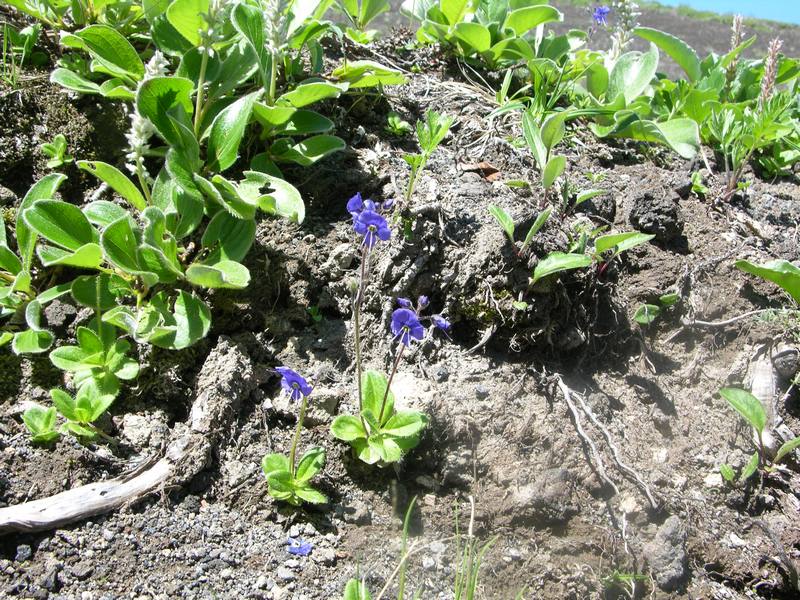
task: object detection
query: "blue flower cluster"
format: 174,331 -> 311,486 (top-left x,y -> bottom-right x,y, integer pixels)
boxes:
347,193 -> 393,249
593,5 -> 610,26
392,296 -> 451,347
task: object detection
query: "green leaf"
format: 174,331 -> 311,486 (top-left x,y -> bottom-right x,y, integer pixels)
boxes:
330,60 -> 405,88
369,435 -> 403,463
77,161 -> 146,211
734,259 -> 800,305
542,155 -> 566,189
522,111 -> 547,169
719,463 -> 735,483
503,5 -> 562,36
153,290 -> 211,350
634,27 -> 700,82
11,329 -> 54,354
72,24 -> 144,81
61,421 -> 97,440
16,174 -> 67,268
594,232 -> 654,255
522,207 -> 552,250
136,77 -> 195,148
49,345 -> 97,371
230,2 -> 269,87
295,446 -> 326,483
719,387 -> 767,435
575,189 -> 606,206
262,453 -> 290,477
331,415 -> 368,441
344,579 -> 372,600
50,388 -> 79,422
277,81 -> 347,108
382,411 -> 428,438
488,204 -> 514,241
38,243 -> 103,268
541,113 -> 566,152
740,451 -> 759,482
23,200 -> 96,251
294,486 -> 328,504
83,201 -> 128,228
50,68 -> 103,94
201,211 -> 255,263
166,0 -> 209,46
250,172 -> 305,224
454,22 -> 491,53
270,135 -> 346,167
361,370 -> 394,426
593,115 -> 700,159
607,44 -> 659,105
186,260 -> 250,289
634,304 -> 661,325
774,436 -> 800,464
71,274 -> 117,311
101,216 -> 143,274
22,405 -> 59,443
207,91 -> 259,172
532,252 -> 593,283
0,245 -> 22,275
252,104 -> 334,136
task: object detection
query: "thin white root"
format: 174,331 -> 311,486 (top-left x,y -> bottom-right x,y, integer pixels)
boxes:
556,376 -> 619,496
573,392 -> 659,510
0,338 -> 256,535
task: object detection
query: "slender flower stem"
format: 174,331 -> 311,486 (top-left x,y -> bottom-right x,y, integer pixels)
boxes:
267,51 -> 278,105
353,246 -> 370,419
135,166 -> 152,206
193,51 -> 209,136
378,343 -> 405,424
288,394 -> 308,478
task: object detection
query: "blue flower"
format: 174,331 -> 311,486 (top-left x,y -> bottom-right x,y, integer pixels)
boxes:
347,193 -> 377,216
382,198 -> 396,211
275,367 -> 312,402
354,210 -> 391,249
287,537 -> 313,556
391,308 -> 425,346
397,297 -> 413,308
417,295 -> 429,309
593,5 -> 610,26
431,314 -> 450,331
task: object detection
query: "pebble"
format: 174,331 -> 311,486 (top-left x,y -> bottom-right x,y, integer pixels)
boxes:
475,385 -> 490,400
15,544 -> 32,562
276,566 -> 296,582
312,548 -> 336,566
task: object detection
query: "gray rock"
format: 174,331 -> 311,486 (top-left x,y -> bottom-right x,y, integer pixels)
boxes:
628,191 -> 684,242
0,184 -> 17,205
15,544 -> 32,562
644,516 -> 688,592
276,566 -> 295,582
475,385 -> 489,400
433,366 -> 449,383
70,561 -> 94,581
502,468 -> 576,525
312,547 -> 336,566
342,501 -> 372,525
40,564 -> 62,591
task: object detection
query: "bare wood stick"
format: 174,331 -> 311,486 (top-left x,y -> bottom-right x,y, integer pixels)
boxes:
556,376 -> 619,496
0,338 -> 257,535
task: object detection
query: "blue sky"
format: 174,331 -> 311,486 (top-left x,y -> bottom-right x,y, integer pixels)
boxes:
657,0 -> 800,24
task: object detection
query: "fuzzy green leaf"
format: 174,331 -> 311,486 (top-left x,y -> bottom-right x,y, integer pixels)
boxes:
720,387 -> 767,435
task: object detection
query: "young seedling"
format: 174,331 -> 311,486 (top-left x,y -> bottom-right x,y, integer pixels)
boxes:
488,205 -> 552,257
385,111 -> 413,136
718,387 -> 800,484
337,0 -> 391,44
633,292 -> 679,326
262,367 -> 327,506
40,134 -> 73,169
21,405 -> 59,443
403,110 -> 453,203
532,231 -> 654,284
50,386 -> 115,441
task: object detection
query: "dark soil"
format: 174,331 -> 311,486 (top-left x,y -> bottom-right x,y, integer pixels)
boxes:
1,11 -> 800,600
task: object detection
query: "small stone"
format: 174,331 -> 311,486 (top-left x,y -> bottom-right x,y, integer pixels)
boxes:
276,566 -> 295,582
71,562 -> 94,580
15,544 -> 32,562
433,366 -> 449,383
312,548 -> 336,566
422,556 -> 436,571
475,385 -> 489,400
728,533 -> 747,548
343,502 -> 372,525
628,191 -> 684,242
101,529 -> 115,542
644,516 -> 688,592
41,564 -> 62,591
255,575 -> 268,590
703,472 -> 723,488
773,348 -> 799,379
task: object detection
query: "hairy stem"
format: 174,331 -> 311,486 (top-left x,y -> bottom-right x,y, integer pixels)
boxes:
378,343 -> 404,424
288,394 -> 308,478
193,51 -> 209,136
353,246 -> 370,429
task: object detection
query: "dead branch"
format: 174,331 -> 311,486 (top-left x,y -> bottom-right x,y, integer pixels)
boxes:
0,337 -> 257,535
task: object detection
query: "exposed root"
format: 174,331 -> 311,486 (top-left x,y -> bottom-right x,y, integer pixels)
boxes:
0,338 -> 258,535
556,375 -> 619,496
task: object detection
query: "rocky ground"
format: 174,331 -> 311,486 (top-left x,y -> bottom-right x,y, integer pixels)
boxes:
1,7 -> 800,600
